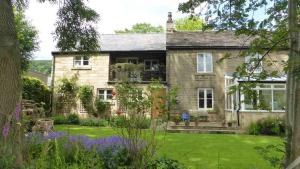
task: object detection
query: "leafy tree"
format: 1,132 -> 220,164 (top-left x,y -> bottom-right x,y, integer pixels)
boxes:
178,0 -> 299,167
14,8 -> 39,72
0,0 -> 99,167
115,23 -> 164,33
175,16 -> 205,31
29,60 -> 52,75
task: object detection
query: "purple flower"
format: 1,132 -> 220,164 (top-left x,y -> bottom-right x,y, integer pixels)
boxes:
14,103 -> 21,121
45,131 -> 66,139
2,122 -> 10,138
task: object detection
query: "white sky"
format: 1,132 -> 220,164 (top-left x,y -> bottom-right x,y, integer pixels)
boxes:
25,0 -> 188,60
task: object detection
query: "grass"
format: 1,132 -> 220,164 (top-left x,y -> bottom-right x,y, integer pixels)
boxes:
55,125 -> 284,169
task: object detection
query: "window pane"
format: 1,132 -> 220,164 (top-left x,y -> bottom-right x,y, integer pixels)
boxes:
74,61 -> 81,66
83,56 -> 89,60
107,90 -> 113,100
199,90 -> 204,99
75,56 -> 81,60
83,60 -> 89,65
207,89 -> 212,99
244,92 -> 257,110
199,99 -> 205,108
273,90 -> 285,110
259,90 -> 272,110
197,55 -> 204,72
145,61 -> 151,70
274,84 -> 285,88
206,55 -> 213,72
151,61 -> 159,71
207,99 -> 213,108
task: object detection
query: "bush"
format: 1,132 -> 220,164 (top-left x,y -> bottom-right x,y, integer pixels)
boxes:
94,97 -> 110,118
147,157 -> 186,169
67,114 -> 80,125
51,115 -> 68,125
80,118 -> 109,127
110,116 -> 127,128
248,117 -> 285,136
22,76 -> 51,113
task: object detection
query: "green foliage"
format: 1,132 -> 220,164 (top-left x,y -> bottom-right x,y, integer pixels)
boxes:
29,60 -> 52,75
51,115 -> 68,125
25,136 -> 103,169
14,7 -> 39,72
67,114 -> 80,125
115,23 -> 164,33
54,0 -> 100,52
175,16 -> 205,31
78,85 -> 94,115
94,97 -> 110,118
147,157 -> 186,169
55,74 -> 78,114
110,116 -> 127,128
22,76 -> 51,111
255,144 -> 285,169
79,118 -> 109,127
248,117 -> 285,136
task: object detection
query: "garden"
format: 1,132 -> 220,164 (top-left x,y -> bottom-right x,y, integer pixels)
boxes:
1,76 -> 285,169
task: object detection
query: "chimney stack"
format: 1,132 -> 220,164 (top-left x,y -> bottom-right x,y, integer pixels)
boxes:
166,12 -> 174,33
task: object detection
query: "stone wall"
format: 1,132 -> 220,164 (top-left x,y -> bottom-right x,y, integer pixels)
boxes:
52,53 -> 114,115
167,49 -> 288,122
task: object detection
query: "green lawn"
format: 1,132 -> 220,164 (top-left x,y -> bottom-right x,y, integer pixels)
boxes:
55,125 -> 284,169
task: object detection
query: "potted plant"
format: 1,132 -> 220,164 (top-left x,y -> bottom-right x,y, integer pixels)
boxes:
173,112 -> 181,125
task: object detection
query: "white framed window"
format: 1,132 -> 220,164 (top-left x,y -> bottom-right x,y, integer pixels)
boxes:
198,88 -> 214,110
98,89 -> 113,101
245,54 -> 263,73
144,59 -> 159,71
241,84 -> 286,111
74,56 -> 90,67
197,53 -> 213,73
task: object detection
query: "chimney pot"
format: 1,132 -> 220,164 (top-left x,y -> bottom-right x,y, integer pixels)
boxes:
166,12 -> 174,33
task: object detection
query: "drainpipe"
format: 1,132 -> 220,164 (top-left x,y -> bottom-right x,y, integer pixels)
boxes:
237,87 -> 241,126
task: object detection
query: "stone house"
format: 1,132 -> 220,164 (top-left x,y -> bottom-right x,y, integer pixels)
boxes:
51,12 -> 287,128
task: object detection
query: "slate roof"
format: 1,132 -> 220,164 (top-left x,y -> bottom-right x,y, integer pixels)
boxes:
167,31 -> 251,49
100,33 -> 166,51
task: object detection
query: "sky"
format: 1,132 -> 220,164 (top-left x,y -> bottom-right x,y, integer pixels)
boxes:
25,0 -> 188,60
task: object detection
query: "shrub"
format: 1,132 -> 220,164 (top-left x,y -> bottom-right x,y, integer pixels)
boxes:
248,117 -> 285,136
22,76 -> 51,113
110,116 -> 127,128
51,115 -> 68,125
78,85 -> 95,115
147,157 -> 186,169
94,97 -> 110,118
67,114 -> 80,125
80,118 -> 109,127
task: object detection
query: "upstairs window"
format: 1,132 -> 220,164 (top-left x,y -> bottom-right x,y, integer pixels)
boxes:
74,56 -> 90,67
197,53 -> 213,73
144,60 -> 159,71
198,88 -> 213,110
98,89 -> 113,101
245,54 -> 263,73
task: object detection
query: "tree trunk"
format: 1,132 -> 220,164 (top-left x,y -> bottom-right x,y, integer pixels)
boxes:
0,0 -> 22,167
286,0 -> 300,168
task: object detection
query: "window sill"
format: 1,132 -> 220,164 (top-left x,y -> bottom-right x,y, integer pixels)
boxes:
240,110 -> 285,113
72,66 -> 92,70
195,73 -> 215,76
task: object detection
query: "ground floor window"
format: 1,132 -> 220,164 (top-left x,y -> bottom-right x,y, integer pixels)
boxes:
241,84 -> 286,111
98,89 -> 113,101
198,88 -> 213,110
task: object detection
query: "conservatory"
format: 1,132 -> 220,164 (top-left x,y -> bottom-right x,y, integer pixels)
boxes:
224,75 -> 286,127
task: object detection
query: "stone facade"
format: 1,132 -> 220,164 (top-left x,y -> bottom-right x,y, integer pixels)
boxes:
167,49 -> 288,123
